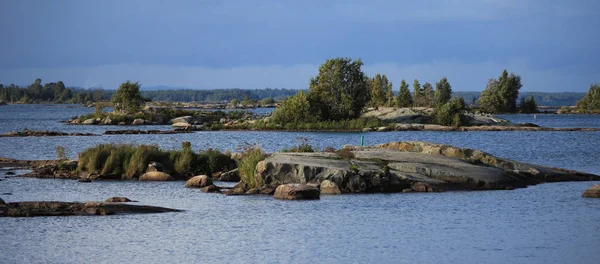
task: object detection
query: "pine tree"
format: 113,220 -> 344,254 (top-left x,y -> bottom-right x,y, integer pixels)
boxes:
413,79 -> 423,107
435,77 -> 452,106
396,80 -> 413,107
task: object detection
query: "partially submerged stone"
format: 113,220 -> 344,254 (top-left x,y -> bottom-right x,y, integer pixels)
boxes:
320,180 -> 341,195
139,171 -> 173,181
274,184 -> 320,200
185,175 -> 213,188
582,185 -> 600,198
105,197 -> 135,203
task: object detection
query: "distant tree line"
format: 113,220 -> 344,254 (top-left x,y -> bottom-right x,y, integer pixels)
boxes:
138,88 -> 298,102
0,78 -> 106,104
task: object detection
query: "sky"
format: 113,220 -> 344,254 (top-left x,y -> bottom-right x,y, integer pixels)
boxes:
0,0 -> 598,92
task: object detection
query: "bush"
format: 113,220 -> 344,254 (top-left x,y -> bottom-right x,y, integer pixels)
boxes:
433,98 -> 466,127
238,146 -> 266,189
281,137 -> 315,153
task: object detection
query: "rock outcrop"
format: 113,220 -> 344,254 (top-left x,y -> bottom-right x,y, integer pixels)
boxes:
273,184 -> 320,200
0,201 -> 181,217
582,185 -> 600,198
255,141 -> 599,194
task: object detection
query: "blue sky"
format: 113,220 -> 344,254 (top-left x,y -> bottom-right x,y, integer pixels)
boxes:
0,0 -> 598,91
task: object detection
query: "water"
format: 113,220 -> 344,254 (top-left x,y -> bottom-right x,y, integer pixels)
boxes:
1,104 -> 600,264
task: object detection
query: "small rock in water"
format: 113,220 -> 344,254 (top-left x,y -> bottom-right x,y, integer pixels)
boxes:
582,184 -> 600,198
274,184 -> 320,200
105,197 -> 135,203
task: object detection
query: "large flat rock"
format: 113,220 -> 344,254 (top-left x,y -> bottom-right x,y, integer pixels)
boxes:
255,141 -> 600,194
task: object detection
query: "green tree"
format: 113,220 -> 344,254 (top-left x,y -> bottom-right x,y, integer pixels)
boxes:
497,70 -> 522,113
259,97 -> 276,106
396,80 -> 413,107
413,79 -> 423,107
385,80 -> 394,106
519,96 -> 538,113
230,98 -> 240,106
574,84 -> 600,112
368,74 -> 391,107
112,81 -> 144,114
271,91 -> 314,124
478,70 -> 522,113
435,77 -> 452,106
307,57 -> 369,120
478,79 -> 503,113
422,82 -> 434,107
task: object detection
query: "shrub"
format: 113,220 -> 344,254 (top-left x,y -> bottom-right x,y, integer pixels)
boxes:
281,137 -> 315,153
433,98 -> 466,127
238,146 -> 266,189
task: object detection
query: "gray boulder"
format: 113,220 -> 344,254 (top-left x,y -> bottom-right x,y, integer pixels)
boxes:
132,118 -> 146,125
82,118 -> 97,125
219,168 -> 240,182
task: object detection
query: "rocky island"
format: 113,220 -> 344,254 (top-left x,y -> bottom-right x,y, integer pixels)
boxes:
3,141 -> 598,201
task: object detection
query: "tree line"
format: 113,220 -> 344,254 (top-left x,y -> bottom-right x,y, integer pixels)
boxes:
0,78 -> 106,104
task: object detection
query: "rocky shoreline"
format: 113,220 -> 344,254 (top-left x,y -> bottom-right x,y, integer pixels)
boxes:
3,141 -> 599,200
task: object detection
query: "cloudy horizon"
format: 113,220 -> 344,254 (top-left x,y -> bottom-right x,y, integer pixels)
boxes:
1,0 -> 598,91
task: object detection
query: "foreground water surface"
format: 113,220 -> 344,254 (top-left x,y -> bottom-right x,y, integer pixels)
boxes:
1,104 -> 599,264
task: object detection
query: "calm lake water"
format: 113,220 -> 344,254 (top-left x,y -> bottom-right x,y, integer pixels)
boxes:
1,104 -> 599,264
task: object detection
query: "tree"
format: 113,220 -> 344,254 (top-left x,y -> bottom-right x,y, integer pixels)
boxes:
307,57 -> 369,120
396,80 -> 413,107
271,91 -> 314,124
478,79 -> 502,113
478,69 -> 522,113
435,77 -> 452,106
259,97 -> 276,106
519,96 -> 538,113
574,84 -> 600,112
368,74 -> 392,107
422,82 -> 434,107
230,98 -> 240,106
385,80 -> 394,106
413,79 -> 423,107
112,81 -> 144,114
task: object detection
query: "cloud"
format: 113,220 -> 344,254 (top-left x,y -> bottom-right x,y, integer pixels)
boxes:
1,60 -> 597,92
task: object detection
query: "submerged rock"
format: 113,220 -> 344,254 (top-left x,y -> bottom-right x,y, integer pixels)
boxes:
201,185 -> 221,193
1,201 -> 181,217
582,185 -> 600,198
274,184 -> 320,200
